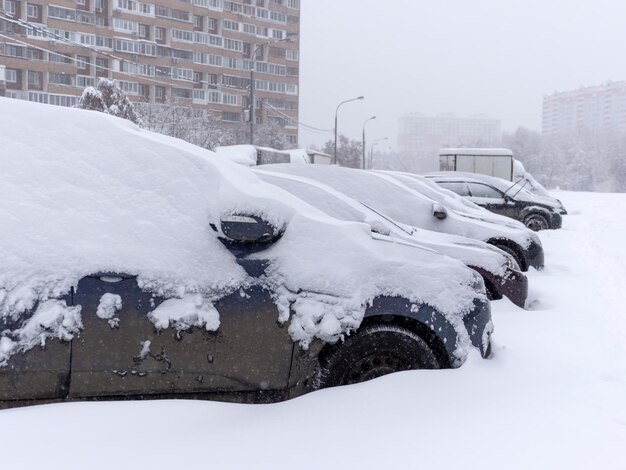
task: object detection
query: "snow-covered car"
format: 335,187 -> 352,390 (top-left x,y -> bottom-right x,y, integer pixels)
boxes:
425,172 -> 565,231
0,99 -> 492,409
257,165 -> 544,272
255,170 -> 528,307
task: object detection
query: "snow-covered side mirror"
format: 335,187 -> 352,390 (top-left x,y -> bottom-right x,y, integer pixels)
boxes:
366,219 -> 391,236
220,214 -> 283,244
432,203 -> 448,220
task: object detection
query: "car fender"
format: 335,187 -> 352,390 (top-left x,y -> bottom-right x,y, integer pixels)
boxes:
361,296 -> 463,367
519,205 -> 553,221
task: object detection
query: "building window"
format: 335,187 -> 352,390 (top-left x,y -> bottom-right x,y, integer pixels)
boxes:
193,14 -> 202,28
171,87 -> 192,99
207,17 -> 218,33
5,68 -> 18,83
138,84 -> 149,98
155,26 -> 165,40
76,55 -> 90,69
27,3 -> 40,18
95,57 -> 108,71
222,111 -> 242,122
155,85 -> 165,99
4,0 -> 16,14
223,19 -> 239,31
48,72 -> 74,86
27,48 -> 44,60
27,71 -> 42,86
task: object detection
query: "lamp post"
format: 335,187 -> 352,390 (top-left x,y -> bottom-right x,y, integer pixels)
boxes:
333,95 -> 364,165
362,115 -> 376,169
250,34 -> 296,145
369,137 -> 389,169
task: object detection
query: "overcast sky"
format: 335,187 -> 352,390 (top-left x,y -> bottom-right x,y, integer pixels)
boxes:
298,0 -> 626,150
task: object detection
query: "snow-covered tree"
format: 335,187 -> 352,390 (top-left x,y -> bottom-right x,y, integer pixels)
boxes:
322,135 -> 363,168
137,99 -> 236,150
254,117 -> 289,150
77,78 -> 140,125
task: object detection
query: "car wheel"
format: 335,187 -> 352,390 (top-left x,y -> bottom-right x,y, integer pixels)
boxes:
524,213 -> 549,231
318,324 -> 441,388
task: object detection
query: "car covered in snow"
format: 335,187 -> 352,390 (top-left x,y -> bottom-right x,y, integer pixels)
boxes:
0,99 -> 492,409
425,172 -> 565,231
256,165 -> 545,272
255,169 -> 528,307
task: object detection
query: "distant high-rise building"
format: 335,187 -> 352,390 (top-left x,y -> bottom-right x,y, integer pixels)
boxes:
0,0 -> 300,146
542,81 -> 626,137
398,113 -> 501,170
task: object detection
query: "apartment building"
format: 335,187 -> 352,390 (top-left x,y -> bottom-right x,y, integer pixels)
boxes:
0,0 -> 300,146
542,81 -> 626,138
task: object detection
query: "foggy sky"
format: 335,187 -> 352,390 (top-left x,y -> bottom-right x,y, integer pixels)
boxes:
298,0 -> 626,150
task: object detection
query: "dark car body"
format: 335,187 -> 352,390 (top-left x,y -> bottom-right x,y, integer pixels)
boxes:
426,172 -> 563,231
0,265 -> 491,410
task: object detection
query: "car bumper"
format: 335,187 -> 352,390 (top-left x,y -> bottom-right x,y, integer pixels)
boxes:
526,240 -> 544,270
499,268 -> 528,308
462,297 -> 493,358
549,212 -> 563,229
474,266 -> 528,308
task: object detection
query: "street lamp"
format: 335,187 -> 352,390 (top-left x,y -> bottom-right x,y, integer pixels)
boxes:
362,115 -> 376,169
333,95 -> 364,165
369,137 -> 389,169
250,33 -> 297,145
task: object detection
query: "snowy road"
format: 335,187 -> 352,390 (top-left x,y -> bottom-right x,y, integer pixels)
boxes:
1,191 -> 625,470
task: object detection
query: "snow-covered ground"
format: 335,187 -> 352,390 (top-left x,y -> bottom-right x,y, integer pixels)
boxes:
1,190 -> 625,470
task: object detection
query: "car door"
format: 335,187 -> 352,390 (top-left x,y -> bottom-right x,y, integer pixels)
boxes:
68,273 -> 294,399
466,182 -> 515,217
0,294 -> 72,402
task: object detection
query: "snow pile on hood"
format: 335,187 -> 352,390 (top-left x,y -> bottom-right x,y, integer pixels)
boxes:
259,165 -> 538,249
0,98 -> 484,364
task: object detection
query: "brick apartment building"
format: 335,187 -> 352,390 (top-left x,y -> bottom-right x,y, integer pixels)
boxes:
0,0 -> 300,146
542,81 -> 626,138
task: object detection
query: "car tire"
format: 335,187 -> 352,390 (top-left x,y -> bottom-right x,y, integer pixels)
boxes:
318,324 -> 441,388
524,213 -> 549,231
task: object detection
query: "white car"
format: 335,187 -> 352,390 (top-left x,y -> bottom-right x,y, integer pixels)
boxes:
257,165 -> 545,272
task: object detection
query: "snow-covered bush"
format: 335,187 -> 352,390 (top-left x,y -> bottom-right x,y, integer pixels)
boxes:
78,78 -> 140,125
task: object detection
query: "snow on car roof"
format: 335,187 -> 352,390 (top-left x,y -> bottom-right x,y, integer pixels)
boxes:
0,98 -> 482,364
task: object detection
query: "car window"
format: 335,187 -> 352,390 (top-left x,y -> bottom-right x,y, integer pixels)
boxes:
467,183 -> 504,199
438,182 -> 470,196
258,174 -> 367,223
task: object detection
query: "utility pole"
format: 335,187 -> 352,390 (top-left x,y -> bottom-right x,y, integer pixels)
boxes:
333,96 -> 364,165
